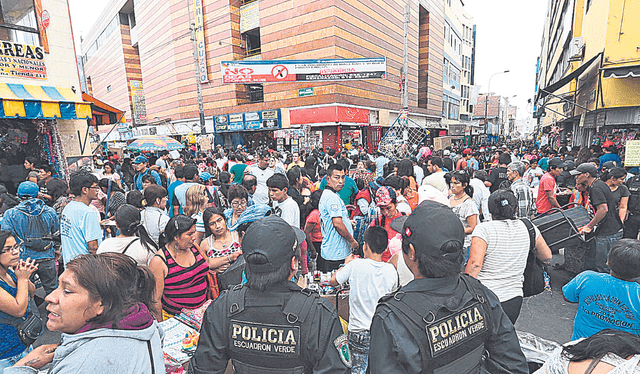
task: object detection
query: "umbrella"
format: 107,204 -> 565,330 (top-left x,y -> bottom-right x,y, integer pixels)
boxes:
126,135 -> 184,151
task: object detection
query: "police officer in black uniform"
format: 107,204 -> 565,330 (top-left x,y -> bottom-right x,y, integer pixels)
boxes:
190,215 -> 350,374
368,200 -> 528,374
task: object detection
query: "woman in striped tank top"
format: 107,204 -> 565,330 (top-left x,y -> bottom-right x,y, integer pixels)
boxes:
148,215 -> 210,320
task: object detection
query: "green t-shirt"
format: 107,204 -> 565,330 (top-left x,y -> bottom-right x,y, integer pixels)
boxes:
230,163 -> 248,184
319,175 -> 359,206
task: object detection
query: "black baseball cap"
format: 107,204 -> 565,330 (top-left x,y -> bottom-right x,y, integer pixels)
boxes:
549,158 -> 567,169
390,200 -> 465,259
242,216 -> 298,273
570,162 -> 598,176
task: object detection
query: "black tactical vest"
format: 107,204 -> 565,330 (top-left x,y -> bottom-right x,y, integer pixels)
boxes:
225,285 -> 319,374
378,275 -> 492,374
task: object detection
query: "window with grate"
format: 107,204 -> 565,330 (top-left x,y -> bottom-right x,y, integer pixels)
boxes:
246,83 -> 263,103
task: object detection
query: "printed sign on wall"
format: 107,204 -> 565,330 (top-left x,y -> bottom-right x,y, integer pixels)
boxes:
0,41 -> 47,80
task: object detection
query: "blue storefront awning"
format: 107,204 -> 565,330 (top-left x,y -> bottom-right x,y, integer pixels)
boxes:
0,83 -> 92,120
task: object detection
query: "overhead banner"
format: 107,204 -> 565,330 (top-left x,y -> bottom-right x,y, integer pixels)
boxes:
220,57 -> 386,83
194,0 -> 208,83
0,40 -> 47,80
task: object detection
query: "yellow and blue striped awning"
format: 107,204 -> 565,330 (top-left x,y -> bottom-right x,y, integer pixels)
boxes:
0,83 -> 92,120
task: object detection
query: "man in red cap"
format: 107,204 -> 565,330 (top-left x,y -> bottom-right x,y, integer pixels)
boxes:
456,148 -> 472,170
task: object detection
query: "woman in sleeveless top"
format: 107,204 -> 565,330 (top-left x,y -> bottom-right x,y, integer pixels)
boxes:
200,207 -> 242,275
148,215 -> 209,320
0,232 -> 38,371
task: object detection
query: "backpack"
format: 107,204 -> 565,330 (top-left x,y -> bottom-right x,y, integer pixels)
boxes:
16,209 -> 55,252
626,175 -> 640,215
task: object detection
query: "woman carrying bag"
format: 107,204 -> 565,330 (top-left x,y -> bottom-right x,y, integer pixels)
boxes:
0,231 -> 39,371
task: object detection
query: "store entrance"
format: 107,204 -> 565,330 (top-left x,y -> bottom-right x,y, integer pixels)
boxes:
0,119 -> 66,194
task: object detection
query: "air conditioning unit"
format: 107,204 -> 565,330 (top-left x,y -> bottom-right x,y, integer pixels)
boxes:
568,37 -> 584,61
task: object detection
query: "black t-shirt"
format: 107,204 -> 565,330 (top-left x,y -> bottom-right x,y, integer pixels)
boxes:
610,184 -> 630,211
443,157 -> 454,172
488,166 -> 508,193
589,179 -> 623,236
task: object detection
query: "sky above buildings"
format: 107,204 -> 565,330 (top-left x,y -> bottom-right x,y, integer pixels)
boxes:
69,0 -> 547,120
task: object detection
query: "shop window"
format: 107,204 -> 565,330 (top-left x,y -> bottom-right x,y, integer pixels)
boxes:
0,0 -> 40,45
242,28 -> 261,57
246,83 -> 263,103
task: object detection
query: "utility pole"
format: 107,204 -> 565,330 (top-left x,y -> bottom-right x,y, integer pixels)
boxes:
484,70 -> 509,142
187,0 -> 206,135
402,3 -> 409,110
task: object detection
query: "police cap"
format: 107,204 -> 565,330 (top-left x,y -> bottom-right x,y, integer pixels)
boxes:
242,216 -> 298,273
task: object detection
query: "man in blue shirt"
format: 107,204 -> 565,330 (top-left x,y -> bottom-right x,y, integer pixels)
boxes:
599,145 -> 622,170
133,155 -> 162,191
60,171 -> 103,265
318,164 -> 358,272
373,152 -> 389,178
167,165 -> 184,217
562,239 -> 640,340
319,174 -> 358,207
2,181 -> 59,295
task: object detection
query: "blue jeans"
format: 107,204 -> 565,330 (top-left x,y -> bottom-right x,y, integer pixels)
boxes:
587,231 -> 622,273
31,258 -> 58,296
0,347 -> 30,371
348,330 -> 370,374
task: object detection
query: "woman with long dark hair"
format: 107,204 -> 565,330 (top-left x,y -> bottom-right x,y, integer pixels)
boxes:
98,204 -> 159,266
0,231 -> 37,370
200,207 -> 242,274
6,253 -> 165,373
602,167 -> 629,224
536,329 -> 640,373
140,185 -> 170,245
102,161 -> 123,190
148,215 -> 209,320
446,170 -> 478,251
99,178 -> 126,219
396,159 -> 419,210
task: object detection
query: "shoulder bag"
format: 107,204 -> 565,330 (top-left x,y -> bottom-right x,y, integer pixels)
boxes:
193,243 -> 220,300
520,218 -> 549,297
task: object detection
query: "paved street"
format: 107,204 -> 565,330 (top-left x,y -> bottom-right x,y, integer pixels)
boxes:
515,254 -> 578,345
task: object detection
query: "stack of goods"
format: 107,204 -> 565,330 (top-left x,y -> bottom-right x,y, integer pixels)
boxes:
160,300 -> 213,373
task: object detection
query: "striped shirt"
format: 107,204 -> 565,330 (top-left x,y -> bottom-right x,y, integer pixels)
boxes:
159,245 -> 209,315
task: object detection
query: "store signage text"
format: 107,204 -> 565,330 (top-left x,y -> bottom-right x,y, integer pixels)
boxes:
298,87 -> 314,97
215,109 -> 281,133
194,0 -> 208,83
220,58 -> 386,83
0,41 -> 46,80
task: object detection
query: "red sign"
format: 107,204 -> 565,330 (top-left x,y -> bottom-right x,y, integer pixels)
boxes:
290,106 -> 369,125
41,10 -> 50,28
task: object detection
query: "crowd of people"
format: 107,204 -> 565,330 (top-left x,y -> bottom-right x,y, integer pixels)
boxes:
0,140 -> 638,373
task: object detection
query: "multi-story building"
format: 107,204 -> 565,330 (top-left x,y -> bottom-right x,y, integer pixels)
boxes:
474,93 -> 508,143
0,0 -> 93,183
81,0 -> 449,152
442,0 -> 475,138
535,0 -> 640,147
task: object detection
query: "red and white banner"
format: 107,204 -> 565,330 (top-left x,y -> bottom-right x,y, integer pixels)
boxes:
220,58 -> 386,84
